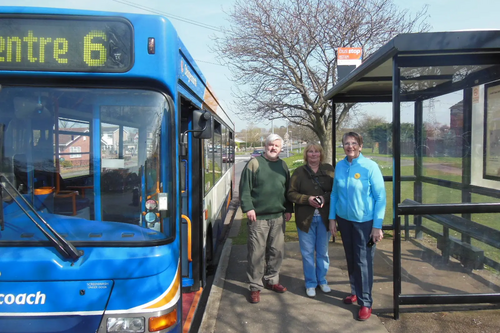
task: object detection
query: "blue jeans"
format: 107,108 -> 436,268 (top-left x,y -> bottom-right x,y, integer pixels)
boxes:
297,215 -> 331,289
337,216 -> 375,307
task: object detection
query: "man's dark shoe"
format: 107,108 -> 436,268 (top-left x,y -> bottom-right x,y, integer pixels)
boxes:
249,290 -> 260,303
264,282 -> 287,293
357,306 -> 372,321
343,294 -> 357,304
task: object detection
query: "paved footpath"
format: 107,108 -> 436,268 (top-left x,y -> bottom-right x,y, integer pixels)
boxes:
201,206 -> 500,333
200,208 -> 389,333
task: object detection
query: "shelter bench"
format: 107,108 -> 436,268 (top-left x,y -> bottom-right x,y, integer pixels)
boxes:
400,199 -> 500,270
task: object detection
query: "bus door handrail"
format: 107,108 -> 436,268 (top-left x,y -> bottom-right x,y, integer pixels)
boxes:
181,214 -> 192,262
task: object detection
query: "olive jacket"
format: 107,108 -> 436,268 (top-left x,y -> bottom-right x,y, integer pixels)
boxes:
287,163 -> 335,233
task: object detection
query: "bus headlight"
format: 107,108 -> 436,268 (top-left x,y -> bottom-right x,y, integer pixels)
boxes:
107,317 -> 145,333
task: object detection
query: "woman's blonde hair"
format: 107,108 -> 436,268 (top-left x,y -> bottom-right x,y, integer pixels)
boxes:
303,143 -> 324,163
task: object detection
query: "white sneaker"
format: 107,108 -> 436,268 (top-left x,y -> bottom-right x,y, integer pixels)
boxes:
319,284 -> 331,293
306,287 -> 316,297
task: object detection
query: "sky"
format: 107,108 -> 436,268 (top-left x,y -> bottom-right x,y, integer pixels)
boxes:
2,0 -> 500,131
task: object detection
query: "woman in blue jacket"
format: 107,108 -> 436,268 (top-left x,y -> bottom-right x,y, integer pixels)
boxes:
328,132 -> 386,321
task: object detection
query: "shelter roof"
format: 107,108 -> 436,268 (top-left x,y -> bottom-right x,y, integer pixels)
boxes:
324,30 -> 500,103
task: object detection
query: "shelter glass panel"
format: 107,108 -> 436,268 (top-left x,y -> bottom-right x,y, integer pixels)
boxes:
420,91 -> 464,180
396,211 -> 500,297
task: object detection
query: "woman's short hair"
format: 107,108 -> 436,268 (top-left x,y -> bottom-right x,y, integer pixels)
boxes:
265,133 -> 283,147
342,131 -> 363,146
303,142 -> 324,163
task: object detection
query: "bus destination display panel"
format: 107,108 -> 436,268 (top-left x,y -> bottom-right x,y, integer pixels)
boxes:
0,17 -> 133,72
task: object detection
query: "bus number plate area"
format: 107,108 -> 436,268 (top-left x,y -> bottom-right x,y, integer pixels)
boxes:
0,16 -> 133,72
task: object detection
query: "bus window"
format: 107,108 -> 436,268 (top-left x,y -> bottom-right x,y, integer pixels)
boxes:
204,139 -> 214,193
0,87 -> 172,242
222,125 -> 227,173
213,122 -> 222,184
56,118 -> 91,180
100,104 -> 162,225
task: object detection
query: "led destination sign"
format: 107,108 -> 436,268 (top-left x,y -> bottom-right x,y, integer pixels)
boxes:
0,16 -> 133,72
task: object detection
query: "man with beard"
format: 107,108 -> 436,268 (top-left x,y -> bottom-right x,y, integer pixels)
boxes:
239,133 -> 293,303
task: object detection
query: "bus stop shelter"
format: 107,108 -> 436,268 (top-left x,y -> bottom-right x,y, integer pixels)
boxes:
325,30 -> 500,319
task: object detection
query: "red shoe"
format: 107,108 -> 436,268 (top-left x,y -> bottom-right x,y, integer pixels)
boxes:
264,282 -> 287,293
358,306 -> 372,321
249,290 -> 260,303
343,294 -> 357,304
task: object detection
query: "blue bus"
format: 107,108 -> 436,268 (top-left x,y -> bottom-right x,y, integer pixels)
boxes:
0,6 -> 235,333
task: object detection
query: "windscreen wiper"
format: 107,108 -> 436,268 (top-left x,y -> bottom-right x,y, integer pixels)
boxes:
0,175 -> 82,261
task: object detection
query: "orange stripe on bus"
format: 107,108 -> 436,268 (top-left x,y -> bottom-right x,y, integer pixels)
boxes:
145,269 -> 180,309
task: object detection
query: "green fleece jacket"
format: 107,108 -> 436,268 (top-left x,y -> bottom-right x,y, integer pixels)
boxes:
239,155 -> 293,219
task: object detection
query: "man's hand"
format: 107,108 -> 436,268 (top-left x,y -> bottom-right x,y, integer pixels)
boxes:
285,212 -> 292,222
246,210 -> 257,222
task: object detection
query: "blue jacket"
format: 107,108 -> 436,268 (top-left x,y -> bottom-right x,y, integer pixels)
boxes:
328,153 -> 386,228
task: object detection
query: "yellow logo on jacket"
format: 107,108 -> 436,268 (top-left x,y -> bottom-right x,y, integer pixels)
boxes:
354,173 -> 360,179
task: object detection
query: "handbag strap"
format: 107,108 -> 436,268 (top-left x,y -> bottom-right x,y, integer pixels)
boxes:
304,165 -> 327,193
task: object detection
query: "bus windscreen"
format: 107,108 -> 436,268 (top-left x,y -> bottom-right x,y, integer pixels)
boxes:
0,16 -> 133,72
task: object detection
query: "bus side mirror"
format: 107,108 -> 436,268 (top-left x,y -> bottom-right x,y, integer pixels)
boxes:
180,110 -> 213,156
193,110 -> 212,139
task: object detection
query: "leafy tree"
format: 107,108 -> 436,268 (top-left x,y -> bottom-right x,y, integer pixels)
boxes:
364,121 -> 414,154
240,123 -> 265,148
366,123 -> 391,154
214,0 -> 429,162
355,115 -> 387,150
400,123 -> 415,141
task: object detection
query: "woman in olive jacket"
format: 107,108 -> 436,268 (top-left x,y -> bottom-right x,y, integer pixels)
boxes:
287,143 -> 335,298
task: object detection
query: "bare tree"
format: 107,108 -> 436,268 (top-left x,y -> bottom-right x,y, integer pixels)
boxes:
241,123 -> 266,148
214,0 -> 429,162
289,123 -> 319,144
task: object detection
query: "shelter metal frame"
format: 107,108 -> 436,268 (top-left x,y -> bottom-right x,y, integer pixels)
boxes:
324,31 -> 500,319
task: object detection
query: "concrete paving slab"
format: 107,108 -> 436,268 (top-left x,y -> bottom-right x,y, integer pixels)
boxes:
212,241 -> 389,333
202,207 -> 500,333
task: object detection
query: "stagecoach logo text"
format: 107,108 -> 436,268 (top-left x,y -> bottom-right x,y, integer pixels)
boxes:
181,59 -> 197,86
0,291 -> 46,305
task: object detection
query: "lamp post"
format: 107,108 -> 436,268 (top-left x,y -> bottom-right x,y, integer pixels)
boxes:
289,131 -> 292,154
285,121 -> 289,157
265,87 -> 276,134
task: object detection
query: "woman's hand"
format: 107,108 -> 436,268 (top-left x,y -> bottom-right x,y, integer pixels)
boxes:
329,219 -> 337,234
308,196 -> 323,208
317,195 -> 325,208
369,227 -> 383,243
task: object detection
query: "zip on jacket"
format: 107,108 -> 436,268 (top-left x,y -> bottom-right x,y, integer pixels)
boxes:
328,153 -> 386,228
